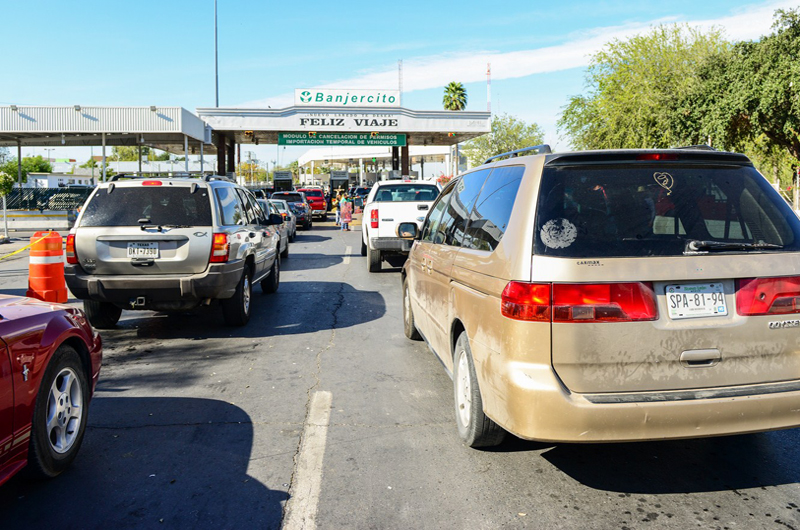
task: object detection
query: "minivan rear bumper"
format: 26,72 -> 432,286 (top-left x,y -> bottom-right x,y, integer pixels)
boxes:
492,362 -> 800,442
65,261 -> 244,306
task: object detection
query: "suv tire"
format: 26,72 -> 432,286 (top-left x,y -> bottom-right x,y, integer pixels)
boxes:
403,279 -> 422,340
361,239 -> 367,256
453,332 -> 506,448
367,247 -> 381,272
83,300 -> 122,329
222,265 -> 252,326
262,256 -> 280,294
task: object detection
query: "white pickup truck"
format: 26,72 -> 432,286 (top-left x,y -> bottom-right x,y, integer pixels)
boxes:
361,180 -> 441,272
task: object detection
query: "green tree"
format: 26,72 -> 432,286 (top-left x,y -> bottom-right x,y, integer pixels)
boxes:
111,146 -> 151,161
558,24 -> 728,150
0,155 -> 53,184
676,9 -> 800,164
462,114 -> 545,166
443,82 -> 468,111
0,171 -> 15,196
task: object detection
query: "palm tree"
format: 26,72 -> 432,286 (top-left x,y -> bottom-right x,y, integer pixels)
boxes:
442,82 -> 468,111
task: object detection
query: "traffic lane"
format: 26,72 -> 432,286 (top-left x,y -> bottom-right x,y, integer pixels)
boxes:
314,231 -> 800,529
0,224 -> 366,528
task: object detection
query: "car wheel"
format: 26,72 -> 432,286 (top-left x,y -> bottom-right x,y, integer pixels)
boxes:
222,265 -> 252,326
289,229 -> 296,243
304,220 -> 311,230
453,332 -> 506,448
403,279 -> 422,341
27,344 -> 90,478
262,256 -> 280,294
367,246 -> 381,272
361,239 -> 367,256
281,239 -> 289,259
83,300 -> 122,329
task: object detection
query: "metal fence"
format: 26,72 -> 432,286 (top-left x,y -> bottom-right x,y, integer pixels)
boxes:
5,188 -> 94,211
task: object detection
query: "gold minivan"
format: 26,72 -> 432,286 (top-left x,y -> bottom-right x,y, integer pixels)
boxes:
399,145 -> 800,448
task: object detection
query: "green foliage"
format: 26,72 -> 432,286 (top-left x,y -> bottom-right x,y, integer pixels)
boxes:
558,24 -> 728,149
0,171 -> 15,196
0,156 -> 53,184
151,150 -> 172,161
443,82 -> 468,111
677,9 -> 800,162
463,113 -> 545,166
111,146 -> 151,161
80,158 -> 98,169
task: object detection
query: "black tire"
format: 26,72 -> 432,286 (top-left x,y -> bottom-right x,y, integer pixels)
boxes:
83,300 -> 122,329
289,228 -> 296,243
27,345 -> 90,479
453,332 -> 506,448
304,220 -> 311,230
261,256 -> 280,294
402,279 -> 422,341
361,239 -> 367,257
367,247 -> 381,272
222,266 -> 252,326
281,239 -> 289,259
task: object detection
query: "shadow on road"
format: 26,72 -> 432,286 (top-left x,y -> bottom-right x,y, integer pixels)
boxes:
292,234 -> 332,243
282,252 -> 344,271
0,397 -> 288,529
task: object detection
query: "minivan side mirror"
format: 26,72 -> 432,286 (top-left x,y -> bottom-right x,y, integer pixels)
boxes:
397,222 -> 419,240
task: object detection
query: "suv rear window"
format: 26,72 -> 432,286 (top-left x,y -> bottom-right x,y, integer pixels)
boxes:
534,164 -> 800,257
80,186 -> 212,227
373,184 -> 439,202
272,193 -> 304,203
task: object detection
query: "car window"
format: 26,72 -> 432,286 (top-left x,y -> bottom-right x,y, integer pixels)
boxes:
463,166 -> 525,251
272,193 -> 304,204
421,182 -> 456,243
235,189 -> 258,224
447,169 -> 492,245
534,164 -> 800,257
244,191 -> 266,222
373,184 -> 439,202
303,189 -> 324,197
80,186 -> 212,227
215,187 -> 246,226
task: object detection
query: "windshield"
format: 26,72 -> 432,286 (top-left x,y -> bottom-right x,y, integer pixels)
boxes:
80,187 -> 212,227
373,184 -> 439,202
534,164 -> 800,257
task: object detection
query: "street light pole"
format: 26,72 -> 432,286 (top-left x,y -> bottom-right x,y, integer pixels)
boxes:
215,0 -> 219,107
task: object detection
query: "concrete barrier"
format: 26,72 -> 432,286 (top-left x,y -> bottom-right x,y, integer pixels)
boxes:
3,210 -> 73,231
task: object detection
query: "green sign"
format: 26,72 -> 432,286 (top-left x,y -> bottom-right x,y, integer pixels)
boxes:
278,132 -> 406,147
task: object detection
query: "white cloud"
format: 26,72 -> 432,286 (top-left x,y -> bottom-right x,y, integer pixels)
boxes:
240,0 -> 795,107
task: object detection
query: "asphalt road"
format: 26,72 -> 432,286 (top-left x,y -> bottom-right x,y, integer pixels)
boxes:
2,220 -> 800,529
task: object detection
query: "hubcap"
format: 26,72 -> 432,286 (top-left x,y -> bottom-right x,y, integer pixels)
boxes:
46,367 -> 83,454
243,275 -> 251,314
455,350 -> 471,427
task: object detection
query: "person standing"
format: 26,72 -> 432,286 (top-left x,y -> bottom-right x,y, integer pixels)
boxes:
340,195 -> 353,231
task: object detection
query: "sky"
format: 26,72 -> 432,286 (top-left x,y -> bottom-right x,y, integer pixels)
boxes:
3,0 -> 796,167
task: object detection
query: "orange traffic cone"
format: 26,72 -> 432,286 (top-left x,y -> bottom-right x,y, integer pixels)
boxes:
26,231 -> 68,303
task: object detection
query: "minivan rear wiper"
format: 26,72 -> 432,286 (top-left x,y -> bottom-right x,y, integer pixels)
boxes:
686,240 -> 784,253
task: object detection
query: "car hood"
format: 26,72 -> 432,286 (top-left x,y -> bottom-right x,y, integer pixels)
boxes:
0,295 -> 74,321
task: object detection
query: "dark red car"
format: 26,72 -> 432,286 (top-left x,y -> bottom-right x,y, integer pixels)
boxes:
0,296 -> 102,486
297,188 -> 327,221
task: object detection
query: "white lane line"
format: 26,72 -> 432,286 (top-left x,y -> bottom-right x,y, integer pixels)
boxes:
283,390 -> 333,530
343,245 -> 352,265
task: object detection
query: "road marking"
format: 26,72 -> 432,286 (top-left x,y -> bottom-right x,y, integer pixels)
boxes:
343,246 -> 352,264
283,390 -> 332,530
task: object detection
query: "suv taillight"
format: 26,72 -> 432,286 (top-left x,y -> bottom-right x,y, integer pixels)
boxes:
737,276 -> 800,316
210,233 -> 230,263
370,209 -> 379,229
66,234 -> 78,265
501,282 -> 658,322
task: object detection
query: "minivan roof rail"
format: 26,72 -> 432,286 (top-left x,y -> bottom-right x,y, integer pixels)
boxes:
484,144 -> 552,164
674,144 -> 717,151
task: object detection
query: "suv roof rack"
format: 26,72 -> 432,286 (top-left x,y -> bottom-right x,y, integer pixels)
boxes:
484,144 -> 552,164
674,144 -> 717,151
108,173 -> 201,182
203,174 -> 235,183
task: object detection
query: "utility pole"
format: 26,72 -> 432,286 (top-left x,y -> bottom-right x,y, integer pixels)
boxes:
214,0 -> 219,107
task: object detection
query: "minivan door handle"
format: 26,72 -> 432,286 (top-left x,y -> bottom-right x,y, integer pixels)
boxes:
680,349 -> 721,367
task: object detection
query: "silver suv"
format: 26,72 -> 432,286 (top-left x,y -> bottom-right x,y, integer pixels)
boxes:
65,175 -> 282,328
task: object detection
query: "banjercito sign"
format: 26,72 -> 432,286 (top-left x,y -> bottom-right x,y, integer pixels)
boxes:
278,132 -> 406,147
294,88 -> 400,108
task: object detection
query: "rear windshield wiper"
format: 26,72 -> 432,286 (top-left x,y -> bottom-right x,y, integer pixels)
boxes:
138,218 -> 162,231
686,240 -> 784,253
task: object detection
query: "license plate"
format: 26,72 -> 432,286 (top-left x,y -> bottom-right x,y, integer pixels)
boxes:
666,283 -> 727,319
127,242 -> 158,258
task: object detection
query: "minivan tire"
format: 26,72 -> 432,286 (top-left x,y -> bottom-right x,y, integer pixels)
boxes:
83,300 -> 122,329
281,239 -> 289,259
453,332 -> 506,448
222,266 -> 252,326
367,247 -> 381,272
262,256 -> 280,294
403,279 -> 422,341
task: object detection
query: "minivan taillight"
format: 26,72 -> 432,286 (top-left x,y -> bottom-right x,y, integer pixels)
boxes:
210,233 -> 230,263
370,209 -> 379,229
736,276 -> 800,316
66,234 -> 78,265
501,282 -> 658,322
553,282 -> 657,322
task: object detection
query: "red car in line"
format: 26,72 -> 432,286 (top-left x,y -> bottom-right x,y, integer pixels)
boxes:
297,188 -> 328,221
0,296 -> 102,486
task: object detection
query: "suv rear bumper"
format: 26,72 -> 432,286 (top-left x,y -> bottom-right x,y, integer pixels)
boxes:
487,360 -> 800,442
370,237 -> 412,253
65,261 -> 244,306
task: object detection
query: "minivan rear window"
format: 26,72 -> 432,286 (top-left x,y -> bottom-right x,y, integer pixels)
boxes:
80,187 -> 212,227
534,165 -> 800,257
373,184 -> 439,202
